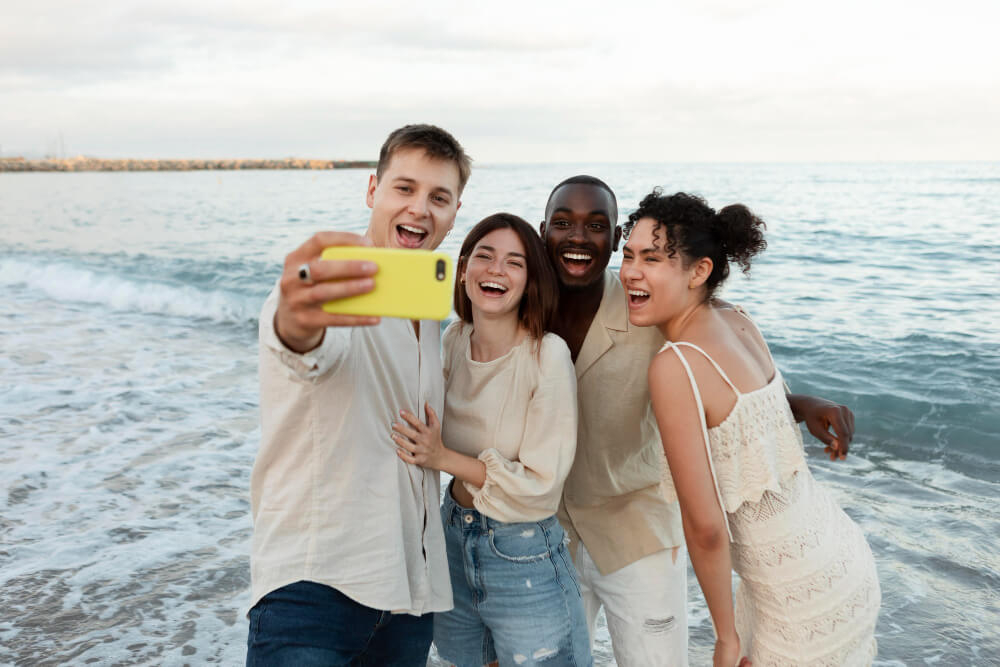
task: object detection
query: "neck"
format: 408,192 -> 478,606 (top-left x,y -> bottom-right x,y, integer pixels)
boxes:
469,310 -> 525,362
658,297 -> 711,342
556,276 -> 605,320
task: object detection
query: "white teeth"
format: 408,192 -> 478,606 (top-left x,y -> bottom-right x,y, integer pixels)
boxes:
628,290 -> 650,297
399,224 -> 427,235
479,281 -> 508,292
563,252 -> 592,261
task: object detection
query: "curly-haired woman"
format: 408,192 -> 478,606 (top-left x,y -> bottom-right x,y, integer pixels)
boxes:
620,191 -> 880,666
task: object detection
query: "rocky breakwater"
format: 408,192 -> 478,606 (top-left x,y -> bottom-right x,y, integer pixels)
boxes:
0,157 -> 377,172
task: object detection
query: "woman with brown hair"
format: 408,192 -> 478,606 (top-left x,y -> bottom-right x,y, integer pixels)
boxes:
392,213 -> 592,667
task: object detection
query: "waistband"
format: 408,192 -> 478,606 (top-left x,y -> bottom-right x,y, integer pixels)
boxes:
442,482 -> 558,532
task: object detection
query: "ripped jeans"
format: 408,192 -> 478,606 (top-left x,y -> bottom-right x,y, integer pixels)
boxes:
433,490 -> 592,667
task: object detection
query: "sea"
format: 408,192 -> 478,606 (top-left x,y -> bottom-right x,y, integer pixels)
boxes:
1,162 -> 998,666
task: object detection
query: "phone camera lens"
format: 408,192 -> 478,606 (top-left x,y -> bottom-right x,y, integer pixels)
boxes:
436,259 -> 446,281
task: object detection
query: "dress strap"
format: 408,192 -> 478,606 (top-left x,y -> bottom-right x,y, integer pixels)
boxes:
659,342 -> 734,542
668,341 -> 741,397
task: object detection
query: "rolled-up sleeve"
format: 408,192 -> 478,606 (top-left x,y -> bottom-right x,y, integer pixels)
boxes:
258,282 -> 349,381
464,338 -> 578,522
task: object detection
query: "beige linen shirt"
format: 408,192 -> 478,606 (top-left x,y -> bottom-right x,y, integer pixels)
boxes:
441,322 -> 578,522
558,270 -> 685,575
250,284 -> 451,615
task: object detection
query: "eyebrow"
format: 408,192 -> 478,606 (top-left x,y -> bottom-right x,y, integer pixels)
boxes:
477,244 -> 526,259
623,244 -> 660,256
550,206 -> 609,217
392,176 -> 455,198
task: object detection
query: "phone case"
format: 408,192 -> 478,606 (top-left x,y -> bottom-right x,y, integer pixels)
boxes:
320,247 -> 453,320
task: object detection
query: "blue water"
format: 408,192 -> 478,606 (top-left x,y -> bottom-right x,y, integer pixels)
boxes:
1,164 -> 998,665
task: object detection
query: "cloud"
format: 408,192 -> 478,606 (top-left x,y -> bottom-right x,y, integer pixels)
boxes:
1,0 -> 998,160
0,1 -> 597,90
0,4 -> 174,85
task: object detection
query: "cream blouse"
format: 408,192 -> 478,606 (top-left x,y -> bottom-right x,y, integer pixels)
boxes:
441,321 -> 578,523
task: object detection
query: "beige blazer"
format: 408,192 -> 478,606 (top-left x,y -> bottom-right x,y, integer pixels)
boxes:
558,271 -> 684,575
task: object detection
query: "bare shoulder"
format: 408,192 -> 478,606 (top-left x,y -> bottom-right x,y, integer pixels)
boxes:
716,304 -> 770,360
648,345 -> 692,392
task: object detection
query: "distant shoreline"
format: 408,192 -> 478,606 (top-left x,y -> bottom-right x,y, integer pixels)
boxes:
0,157 -> 377,173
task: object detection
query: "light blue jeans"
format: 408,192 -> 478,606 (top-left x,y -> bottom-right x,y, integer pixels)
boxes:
434,489 -> 592,667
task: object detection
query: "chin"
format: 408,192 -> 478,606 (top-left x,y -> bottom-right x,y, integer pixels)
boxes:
628,308 -> 663,328
558,269 -> 602,289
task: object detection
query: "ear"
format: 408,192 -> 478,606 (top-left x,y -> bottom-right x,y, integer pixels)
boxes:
539,221 -> 546,237
689,257 -> 713,289
457,256 -> 468,284
612,225 -> 623,252
365,173 -> 377,209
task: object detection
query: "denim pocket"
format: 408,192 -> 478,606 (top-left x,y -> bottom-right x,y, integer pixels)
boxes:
487,524 -> 553,563
246,599 -> 268,664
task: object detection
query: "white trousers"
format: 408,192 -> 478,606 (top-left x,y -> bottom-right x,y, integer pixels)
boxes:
575,542 -> 689,667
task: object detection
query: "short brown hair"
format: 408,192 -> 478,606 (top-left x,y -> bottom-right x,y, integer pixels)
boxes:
376,124 -> 472,194
454,213 -> 558,344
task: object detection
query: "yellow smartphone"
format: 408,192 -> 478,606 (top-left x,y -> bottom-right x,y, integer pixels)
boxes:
320,246 -> 453,320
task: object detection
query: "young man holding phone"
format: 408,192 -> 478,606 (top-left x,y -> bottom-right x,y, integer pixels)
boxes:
541,175 -> 856,666
248,124 -> 471,666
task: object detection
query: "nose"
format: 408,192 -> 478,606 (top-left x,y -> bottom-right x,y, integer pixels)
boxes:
487,257 -> 505,275
620,261 -> 640,283
408,197 -> 429,218
566,223 -> 584,242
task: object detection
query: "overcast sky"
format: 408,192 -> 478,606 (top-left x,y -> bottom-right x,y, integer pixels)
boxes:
2,0 -> 997,162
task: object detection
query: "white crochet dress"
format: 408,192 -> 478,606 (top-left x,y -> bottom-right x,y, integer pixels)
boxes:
658,339 -> 880,666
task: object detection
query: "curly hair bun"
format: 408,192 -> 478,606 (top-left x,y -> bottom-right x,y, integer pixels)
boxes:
713,204 -> 767,275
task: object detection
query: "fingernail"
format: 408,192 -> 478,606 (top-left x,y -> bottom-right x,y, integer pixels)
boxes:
363,262 -> 376,272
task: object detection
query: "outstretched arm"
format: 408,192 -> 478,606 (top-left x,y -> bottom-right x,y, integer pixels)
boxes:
274,231 -> 381,353
786,394 -> 855,460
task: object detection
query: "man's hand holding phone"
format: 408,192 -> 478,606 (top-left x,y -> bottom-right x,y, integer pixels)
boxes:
275,231 -> 381,353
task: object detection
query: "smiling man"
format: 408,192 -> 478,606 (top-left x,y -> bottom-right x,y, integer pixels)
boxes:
248,125 -> 471,666
541,175 -> 856,666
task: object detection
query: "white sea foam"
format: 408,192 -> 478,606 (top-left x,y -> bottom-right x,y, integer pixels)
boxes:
0,257 -> 258,325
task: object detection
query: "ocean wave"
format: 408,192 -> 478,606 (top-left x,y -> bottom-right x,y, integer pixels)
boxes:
0,256 -> 261,326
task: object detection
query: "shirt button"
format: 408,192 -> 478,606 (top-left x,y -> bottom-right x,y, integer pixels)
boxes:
464,514 -> 474,524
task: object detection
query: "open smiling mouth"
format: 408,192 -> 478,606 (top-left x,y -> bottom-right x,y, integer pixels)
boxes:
396,224 -> 429,248
479,281 -> 509,296
561,250 -> 594,274
628,289 -> 650,306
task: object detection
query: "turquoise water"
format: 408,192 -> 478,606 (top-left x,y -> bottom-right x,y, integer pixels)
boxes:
1,164 -> 998,665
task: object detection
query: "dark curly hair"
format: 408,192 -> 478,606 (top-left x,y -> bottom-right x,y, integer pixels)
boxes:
623,189 -> 767,300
